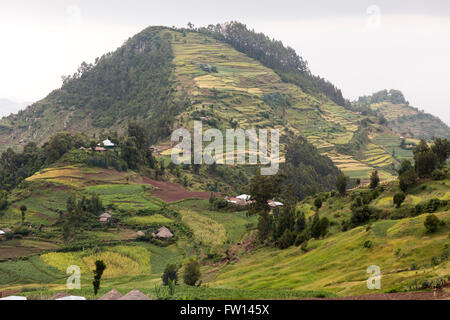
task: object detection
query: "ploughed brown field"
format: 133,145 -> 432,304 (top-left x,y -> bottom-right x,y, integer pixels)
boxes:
142,177 -> 217,202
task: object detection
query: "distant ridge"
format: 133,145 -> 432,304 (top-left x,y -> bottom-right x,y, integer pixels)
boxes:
352,89 -> 450,139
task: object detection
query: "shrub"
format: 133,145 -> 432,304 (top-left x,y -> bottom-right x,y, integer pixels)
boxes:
314,197 -> 323,210
336,173 -> 347,196
369,171 -> 380,189
183,259 -> 201,286
424,214 -> 440,233
441,245 -> 449,263
311,216 -> 329,239
431,169 -> 446,181
300,241 -> 308,252
278,229 -> 296,249
13,226 -> 30,236
162,263 -> 180,286
399,168 -> 417,192
0,193 -> 8,211
294,231 -> 309,246
431,256 -> 439,266
410,262 -> 418,270
393,192 -> 406,208
92,260 -> 106,296
415,198 -> 448,215
350,205 -> 373,226
363,240 -> 372,248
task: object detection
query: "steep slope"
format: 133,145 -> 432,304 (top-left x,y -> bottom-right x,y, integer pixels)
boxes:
354,89 -> 450,139
0,26 -> 183,151
164,30 -> 399,181
204,176 -> 450,296
0,24 -> 415,181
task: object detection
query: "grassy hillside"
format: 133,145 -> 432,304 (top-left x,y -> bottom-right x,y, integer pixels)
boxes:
0,162 -> 258,297
205,211 -> 448,296
354,89 -> 450,140
1,161 -> 449,299
204,176 -> 450,296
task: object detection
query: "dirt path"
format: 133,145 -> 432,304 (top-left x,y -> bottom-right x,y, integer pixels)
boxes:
141,177 -> 216,202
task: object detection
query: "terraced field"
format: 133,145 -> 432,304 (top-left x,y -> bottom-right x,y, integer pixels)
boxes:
83,184 -> 163,213
167,31 -> 398,180
371,102 -> 417,121
41,245 -> 151,278
26,165 -> 137,188
206,211 -> 450,296
171,199 -> 257,253
322,151 -> 394,180
362,144 -> 394,168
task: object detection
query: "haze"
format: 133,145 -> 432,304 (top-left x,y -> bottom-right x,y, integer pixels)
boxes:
0,0 -> 449,125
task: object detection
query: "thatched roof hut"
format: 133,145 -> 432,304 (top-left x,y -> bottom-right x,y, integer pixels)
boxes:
118,289 -> 150,300
153,227 -> 173,239
1,228 -> 11,233
99,289 -> 123,300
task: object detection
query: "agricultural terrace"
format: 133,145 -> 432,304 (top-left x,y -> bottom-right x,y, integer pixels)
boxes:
206,211 -> 449,296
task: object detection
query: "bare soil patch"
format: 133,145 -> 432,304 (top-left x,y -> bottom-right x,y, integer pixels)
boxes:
142,177 -> 215,202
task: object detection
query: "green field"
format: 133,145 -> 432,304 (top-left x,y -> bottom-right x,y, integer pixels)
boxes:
83,184 -> 162,213
206,211 -> 449,296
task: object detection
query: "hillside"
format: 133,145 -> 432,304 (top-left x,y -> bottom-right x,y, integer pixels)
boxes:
203,174 -> 449,296
354,89 -> 450,140
0,160 -> 448,299
0,23 -> 425,182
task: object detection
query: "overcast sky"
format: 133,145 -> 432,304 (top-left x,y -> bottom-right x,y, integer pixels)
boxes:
1,0 -> 449,124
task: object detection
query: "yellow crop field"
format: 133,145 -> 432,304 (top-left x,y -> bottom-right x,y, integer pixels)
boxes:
180,210 -> 227,248
41,245 -> 151,279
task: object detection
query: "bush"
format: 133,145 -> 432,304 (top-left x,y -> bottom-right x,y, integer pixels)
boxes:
314,198 -> 323,210
431,256 -> 439,266
431,169 -> 446,180
300,241 -> 308,252
399,168 -> 417,192
294,231 -> 309,246
277,229 -> 296,249
424,214 -> 440,233
183,259 -> 201,286
311,216 -> 330,239
350,205 -> 373,227
363,240 -> 373,248
13,226 -> 31,236
162,263 -> 180,286
393,192 -> 406,208
336,173 -> 347,196
0,196 -> 8,211
369,171 -> 380,189
415,198 -> 448,215
441,245 -> 449,263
